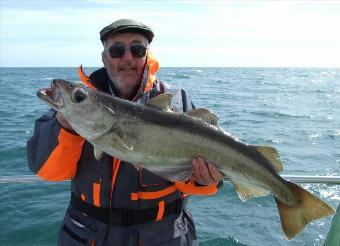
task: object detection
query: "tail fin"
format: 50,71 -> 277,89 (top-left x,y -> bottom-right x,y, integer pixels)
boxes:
275,181 -> 335,240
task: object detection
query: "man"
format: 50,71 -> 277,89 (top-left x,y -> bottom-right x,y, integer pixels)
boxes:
27,19 -> 223,246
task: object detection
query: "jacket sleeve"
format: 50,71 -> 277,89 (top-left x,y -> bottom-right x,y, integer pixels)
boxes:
27,109 -> 85,181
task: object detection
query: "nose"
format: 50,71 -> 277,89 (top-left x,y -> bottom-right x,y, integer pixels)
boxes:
121,48 -> 133,61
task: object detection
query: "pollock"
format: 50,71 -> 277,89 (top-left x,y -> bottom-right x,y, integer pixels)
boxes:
37,79 -> 335,239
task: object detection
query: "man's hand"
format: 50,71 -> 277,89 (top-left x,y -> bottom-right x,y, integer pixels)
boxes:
56,112 -> 75,132
191,156 -> 224,185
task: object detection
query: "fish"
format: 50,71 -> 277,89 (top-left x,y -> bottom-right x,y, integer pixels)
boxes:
37,79 -> 335,240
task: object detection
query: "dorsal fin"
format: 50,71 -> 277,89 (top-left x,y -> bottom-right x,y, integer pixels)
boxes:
253,145 -> 283,172
145,93 -> 172,111
186,108 -> 219,125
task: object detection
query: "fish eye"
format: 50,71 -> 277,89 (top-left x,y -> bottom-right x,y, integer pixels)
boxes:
71,88 -> 87,103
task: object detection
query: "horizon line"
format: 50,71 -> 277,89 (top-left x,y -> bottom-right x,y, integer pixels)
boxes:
1,66 -> 340,69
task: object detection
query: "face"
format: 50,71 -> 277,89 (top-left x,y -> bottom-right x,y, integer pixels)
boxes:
102,33 -> 148,99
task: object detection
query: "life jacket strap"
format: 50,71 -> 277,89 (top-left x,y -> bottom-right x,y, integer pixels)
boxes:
70,192 -> 186,226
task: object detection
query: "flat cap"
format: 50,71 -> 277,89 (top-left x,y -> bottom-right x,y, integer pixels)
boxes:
100,19 -> 154,43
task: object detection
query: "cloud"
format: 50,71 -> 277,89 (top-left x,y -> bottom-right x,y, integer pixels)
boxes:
1,0 -> 340,67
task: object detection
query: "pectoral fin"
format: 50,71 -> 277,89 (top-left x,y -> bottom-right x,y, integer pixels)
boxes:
112,130 -> 134,151
94,147 -> 104,161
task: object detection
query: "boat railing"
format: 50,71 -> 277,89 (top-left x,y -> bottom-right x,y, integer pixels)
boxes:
0,175 -> 339,184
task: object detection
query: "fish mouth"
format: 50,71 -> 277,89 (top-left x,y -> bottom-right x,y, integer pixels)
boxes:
37,79 -> 65,109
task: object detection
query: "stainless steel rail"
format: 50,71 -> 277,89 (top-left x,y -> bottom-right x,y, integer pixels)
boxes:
282,175 -> 340,184
0,175 -> 339,184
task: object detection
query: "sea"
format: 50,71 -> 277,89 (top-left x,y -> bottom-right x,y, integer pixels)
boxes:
0,67 -> 339,246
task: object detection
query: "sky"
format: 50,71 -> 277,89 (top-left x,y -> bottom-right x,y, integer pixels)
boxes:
1,0 -> 340,67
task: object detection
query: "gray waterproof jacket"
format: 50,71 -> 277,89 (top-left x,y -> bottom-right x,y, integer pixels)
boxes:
27,64 -> 219,246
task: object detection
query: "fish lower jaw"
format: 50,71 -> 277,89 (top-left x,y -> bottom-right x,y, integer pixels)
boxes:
37,88 -> 64,109
52,100 -> 65,109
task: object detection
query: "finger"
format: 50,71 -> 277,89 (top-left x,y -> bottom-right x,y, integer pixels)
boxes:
208,163 -> 224,182
56,112 -> 65,122
134,163 -> 143,171
197,157 -> 214,183
192,158 -> 203,182
56,112 -> 74,130
192,158 -> 207,184
196,157 -> 209,180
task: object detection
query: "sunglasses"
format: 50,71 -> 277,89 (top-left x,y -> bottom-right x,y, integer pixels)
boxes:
108,43 -> 147,58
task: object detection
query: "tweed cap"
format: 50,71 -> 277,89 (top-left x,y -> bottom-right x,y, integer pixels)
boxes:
100,19 -> 154,43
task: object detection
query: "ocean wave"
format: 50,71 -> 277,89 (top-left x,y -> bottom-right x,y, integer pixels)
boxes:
319,185 -> 340,202
190,69 -> 203,73
166,72 -> 191,79
199,236 -> 248,246
38,77 -> 54,81
249,110 -> 312,119
309,133 -> 322,139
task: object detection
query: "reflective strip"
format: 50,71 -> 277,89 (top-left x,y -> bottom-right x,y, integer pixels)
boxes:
130,193 -> 138,200
175,180 -> 218,195
144,50 -> 159,93
81,193 -> 86,201
110,159 -> 121,201
131,185 -> 178,201
77,65 -> 97,90
93,181 -> 101,207
155,201 -> 165,221
37,128 -> 84,181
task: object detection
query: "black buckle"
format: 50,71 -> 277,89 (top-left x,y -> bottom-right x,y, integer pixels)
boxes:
121,209 -> 130,226
108,209 -> 131,226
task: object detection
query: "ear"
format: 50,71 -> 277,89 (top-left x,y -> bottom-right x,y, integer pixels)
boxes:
101,50 -> 107,66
